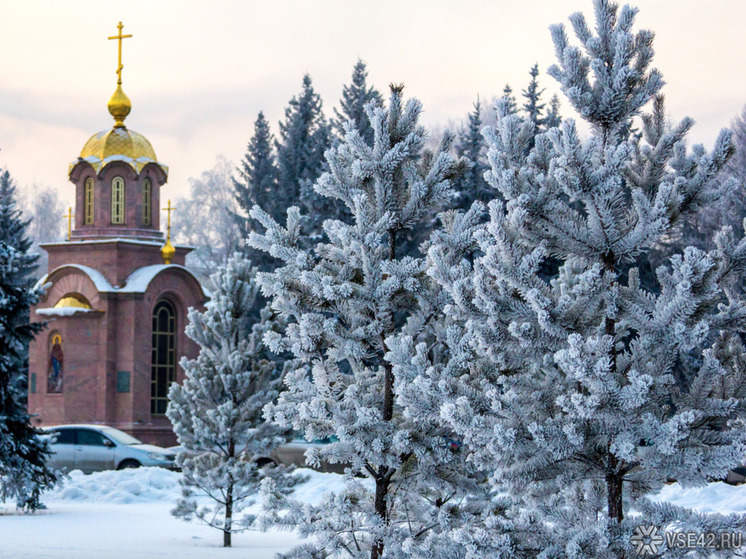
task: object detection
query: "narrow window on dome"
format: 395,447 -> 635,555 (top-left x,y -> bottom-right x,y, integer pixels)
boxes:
111,176 -> 125,224
142,178 -> 152,226
84,178 -> 94,225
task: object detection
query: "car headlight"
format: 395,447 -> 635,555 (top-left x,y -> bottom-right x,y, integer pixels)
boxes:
147,452 -> 170,461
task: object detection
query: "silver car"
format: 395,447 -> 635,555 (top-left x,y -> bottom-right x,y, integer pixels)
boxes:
168,436 -> 347,474
43,424 -> 177,474
268,437 -> 347,474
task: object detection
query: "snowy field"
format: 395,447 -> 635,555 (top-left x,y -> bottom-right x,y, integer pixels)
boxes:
0,467 -> 744,559
0,468 -> 346,559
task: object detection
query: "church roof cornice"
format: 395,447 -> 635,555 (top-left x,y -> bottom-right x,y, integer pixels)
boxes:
37,263 -> 210,298
40,238 -> 196,250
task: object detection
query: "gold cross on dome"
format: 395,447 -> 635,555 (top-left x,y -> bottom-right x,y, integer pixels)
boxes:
108,21 -> 132,85
64,206 -> 75,241
162,199 -> 176,239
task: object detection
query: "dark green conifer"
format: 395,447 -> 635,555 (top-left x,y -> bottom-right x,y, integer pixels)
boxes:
333,59 -> 383,145
0,169 -> 59,511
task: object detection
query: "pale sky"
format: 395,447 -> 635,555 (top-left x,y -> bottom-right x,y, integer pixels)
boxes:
1,0 -> 744,211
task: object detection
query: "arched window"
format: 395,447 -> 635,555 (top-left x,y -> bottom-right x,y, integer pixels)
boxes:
84,178 -> 94,225
111,176 -> 125,224
151,299 -> 176,415
142,178 -> 152,226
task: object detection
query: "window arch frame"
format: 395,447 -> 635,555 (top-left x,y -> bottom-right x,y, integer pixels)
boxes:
111,176 -> 125,225
150,298 -> 177,416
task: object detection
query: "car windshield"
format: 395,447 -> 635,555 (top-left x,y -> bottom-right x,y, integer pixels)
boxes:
100,427 -> 143,445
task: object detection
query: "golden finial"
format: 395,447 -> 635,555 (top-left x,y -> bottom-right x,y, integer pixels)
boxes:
107,22 -> 133,128
161,199 -> 176,264
64,206 -> 75,241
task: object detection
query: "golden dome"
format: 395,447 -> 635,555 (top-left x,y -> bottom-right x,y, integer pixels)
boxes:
161,238 -> 175,264
70,45 -> 169,178
80,127 -> 158,162
71,125 -> 168,177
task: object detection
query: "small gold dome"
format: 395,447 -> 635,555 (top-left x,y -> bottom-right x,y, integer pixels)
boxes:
108,84 -> 131,128
161,238 -> 175,264
80,127 -> 158,162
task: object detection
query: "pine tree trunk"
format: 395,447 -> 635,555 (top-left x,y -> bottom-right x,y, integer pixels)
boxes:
602,251 -> 625,533
371,473 -> 390,559
224,483 -> 233,547
224,438 -> 235,548
606,458 -> 624,523
371,229 -> 398,559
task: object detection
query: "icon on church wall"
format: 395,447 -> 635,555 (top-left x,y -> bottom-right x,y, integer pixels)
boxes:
48,334 -> 64,394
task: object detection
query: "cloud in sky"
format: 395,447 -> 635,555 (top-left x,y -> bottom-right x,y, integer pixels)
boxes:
1,0 -> 744,209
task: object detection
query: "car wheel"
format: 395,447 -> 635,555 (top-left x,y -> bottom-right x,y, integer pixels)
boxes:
255,457 -> 277,469
117,459 -> 141,470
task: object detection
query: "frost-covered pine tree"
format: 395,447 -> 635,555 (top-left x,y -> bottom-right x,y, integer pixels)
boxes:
544,93 -> 563,130
166,255 -> 298,548
726,105 -> 746,189
0,172 -> 38,282
333,59 -> 383,146
521,63 -> 546,136
0,171 -> 59,511
233,112 -> 279,245
277,75 -> 329,202
414,1 -> 746,556
454,98 -> 491,210
683,104 -> 746,256
277,74 -> 338,233
250,85 -> 487,559
501,84 -> 518,116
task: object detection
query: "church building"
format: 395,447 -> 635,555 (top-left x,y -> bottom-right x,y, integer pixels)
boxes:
27,23 -> 208,447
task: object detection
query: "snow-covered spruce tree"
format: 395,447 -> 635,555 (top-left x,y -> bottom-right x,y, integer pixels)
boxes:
0,172 -> 38,282
277,74 -> 329,204
233,112 -> 280,257
521,63 -> 546,138
166,255 -> 298,548
0,170 -> 39,403
333,59 -> 383,146
0,171 -> 59,511
454,98 -> 491,211
679,104 -> 746,257
726,105 -> 746,190
501,84 -> 518,116
0,243 -> 58,512
277,74 -> 339,234
413,1 -> 746,557
250,85 -> 488,559
544,93 -> 563,130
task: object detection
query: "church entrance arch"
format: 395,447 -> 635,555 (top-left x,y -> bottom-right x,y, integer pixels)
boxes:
150,299 -> 176,415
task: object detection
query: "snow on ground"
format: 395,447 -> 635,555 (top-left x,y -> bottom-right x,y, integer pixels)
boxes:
45,467 -> 181,504
0,468 -> 743,559
0,468 -> 348,559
